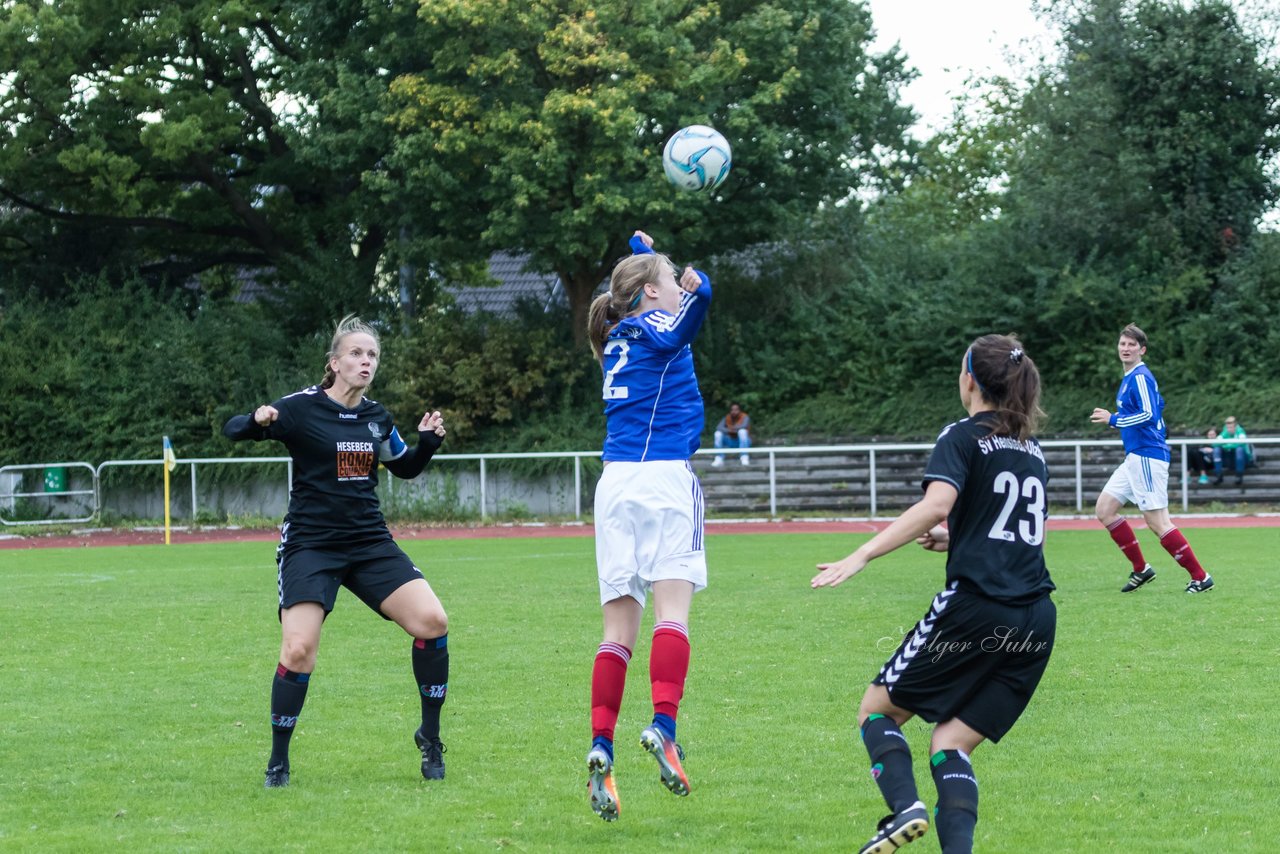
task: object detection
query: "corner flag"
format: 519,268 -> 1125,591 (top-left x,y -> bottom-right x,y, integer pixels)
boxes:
163,436 -> 176,544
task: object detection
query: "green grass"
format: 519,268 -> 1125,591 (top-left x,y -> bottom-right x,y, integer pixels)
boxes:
1,528 -> 1276,852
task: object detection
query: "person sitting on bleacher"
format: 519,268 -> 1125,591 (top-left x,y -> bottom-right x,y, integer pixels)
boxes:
1190,429 -> 1218,485
712,403 -> 751,467
1214,416 -> 1253,485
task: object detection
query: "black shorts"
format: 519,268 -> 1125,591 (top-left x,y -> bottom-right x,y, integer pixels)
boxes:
873,583 -> 1056,743
276,538 -> 423,618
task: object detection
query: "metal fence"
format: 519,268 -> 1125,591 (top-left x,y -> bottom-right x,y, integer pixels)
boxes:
2,436 -> 1276,526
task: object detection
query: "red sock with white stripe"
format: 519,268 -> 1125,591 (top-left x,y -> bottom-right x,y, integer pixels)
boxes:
591,642 -> 631,747
650,621 -> 690,736
1159,528 -> 1208,581
1106,519 -> 1147,572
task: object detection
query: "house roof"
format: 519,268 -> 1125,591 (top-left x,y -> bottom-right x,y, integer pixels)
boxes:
450,251 -> 566,316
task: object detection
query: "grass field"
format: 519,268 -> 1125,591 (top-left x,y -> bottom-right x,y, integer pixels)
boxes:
1,527 -> 1276,852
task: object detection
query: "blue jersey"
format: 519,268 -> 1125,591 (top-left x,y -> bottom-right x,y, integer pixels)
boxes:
600,260 -> 711,462
1108,363 -> 1170,462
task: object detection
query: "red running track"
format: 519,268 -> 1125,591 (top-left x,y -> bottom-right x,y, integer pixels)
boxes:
2,514 -> 1277,550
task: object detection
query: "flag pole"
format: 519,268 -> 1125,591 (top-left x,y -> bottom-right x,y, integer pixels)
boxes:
163,436 -> 174,545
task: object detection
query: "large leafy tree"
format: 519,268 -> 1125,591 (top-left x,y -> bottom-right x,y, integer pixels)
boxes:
996,0 -> 1280,388
1008,0 -> 1279,275
384,0 -> 917,340
746,0 -> 1280,433
0,0 -> 434,325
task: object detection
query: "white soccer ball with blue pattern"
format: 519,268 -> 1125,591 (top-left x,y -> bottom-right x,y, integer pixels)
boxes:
662,125 -> 732,192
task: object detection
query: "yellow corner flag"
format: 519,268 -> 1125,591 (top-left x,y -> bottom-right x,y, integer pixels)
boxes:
163,436 -> 176,544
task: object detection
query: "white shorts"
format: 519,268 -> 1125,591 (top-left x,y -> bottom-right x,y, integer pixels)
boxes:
594,460 -> 707,607
1102,454 -> 1169,512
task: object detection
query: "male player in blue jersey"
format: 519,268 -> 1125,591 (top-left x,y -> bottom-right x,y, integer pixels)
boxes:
1090,324 -> 1214,593
581,230 -> 711,821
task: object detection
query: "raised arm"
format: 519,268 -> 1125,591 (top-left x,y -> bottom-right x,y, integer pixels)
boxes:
383,410 -> 447,480
222,405 -> 280,441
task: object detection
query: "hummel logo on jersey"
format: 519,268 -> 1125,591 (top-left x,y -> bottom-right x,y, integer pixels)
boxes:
338,412 -> 357,419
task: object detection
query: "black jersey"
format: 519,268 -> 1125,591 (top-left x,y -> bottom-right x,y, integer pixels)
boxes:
922,413 -> 1055,604
223,386 -> 440,548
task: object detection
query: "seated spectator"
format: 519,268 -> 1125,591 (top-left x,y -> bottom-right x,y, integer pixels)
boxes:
1189,429 -> 1217,484
712,402 -> 751,467
1214,416 -> 1253,485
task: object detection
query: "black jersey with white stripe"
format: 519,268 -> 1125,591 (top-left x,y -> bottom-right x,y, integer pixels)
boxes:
223,386 -> 436,547
922,413 -> 1055,604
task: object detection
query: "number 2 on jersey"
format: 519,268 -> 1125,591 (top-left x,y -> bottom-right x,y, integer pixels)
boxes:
988,471 -> 1045,545
602,340 -> 630,400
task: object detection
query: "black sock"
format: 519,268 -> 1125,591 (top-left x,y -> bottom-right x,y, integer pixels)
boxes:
931,749 -> 978,854
860,714 -> 919,814
269,664 -> 310,768
413,635 -> 449,741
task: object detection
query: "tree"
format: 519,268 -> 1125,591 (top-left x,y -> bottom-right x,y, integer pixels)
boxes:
0,0 -> 439,326
383,0 -> 918,341
1008,0 -> 1279,275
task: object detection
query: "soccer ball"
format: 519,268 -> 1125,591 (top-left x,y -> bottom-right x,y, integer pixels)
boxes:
662,125 -> 732,192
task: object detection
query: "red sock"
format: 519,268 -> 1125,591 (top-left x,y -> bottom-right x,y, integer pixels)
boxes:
1159,528 -> 1208,581
591,643 -> 630,742
650,622 -> 691,721
1106,519 -> 1147,572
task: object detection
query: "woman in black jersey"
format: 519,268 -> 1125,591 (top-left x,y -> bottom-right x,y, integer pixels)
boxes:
223,315 -> 451,788
813,334 -> 1055,854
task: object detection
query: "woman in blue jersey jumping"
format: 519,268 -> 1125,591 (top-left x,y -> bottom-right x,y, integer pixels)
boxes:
581,230 -> 711,821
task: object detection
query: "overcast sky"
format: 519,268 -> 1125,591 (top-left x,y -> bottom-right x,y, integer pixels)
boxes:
864,0 -> 1056,135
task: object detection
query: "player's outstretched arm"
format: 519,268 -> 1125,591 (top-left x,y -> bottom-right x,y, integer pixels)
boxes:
222,405 -> 278,441
812,482 -> 957,588
385,410 -> 446,479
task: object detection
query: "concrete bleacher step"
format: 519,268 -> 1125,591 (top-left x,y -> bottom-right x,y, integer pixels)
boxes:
693,447 -> 1277,515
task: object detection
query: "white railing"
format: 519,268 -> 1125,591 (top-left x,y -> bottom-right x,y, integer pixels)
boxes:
2,436 -> 1276,525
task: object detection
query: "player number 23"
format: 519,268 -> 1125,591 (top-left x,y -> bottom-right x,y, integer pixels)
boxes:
602,340 -> 630,400
988,472 -> 1045,545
